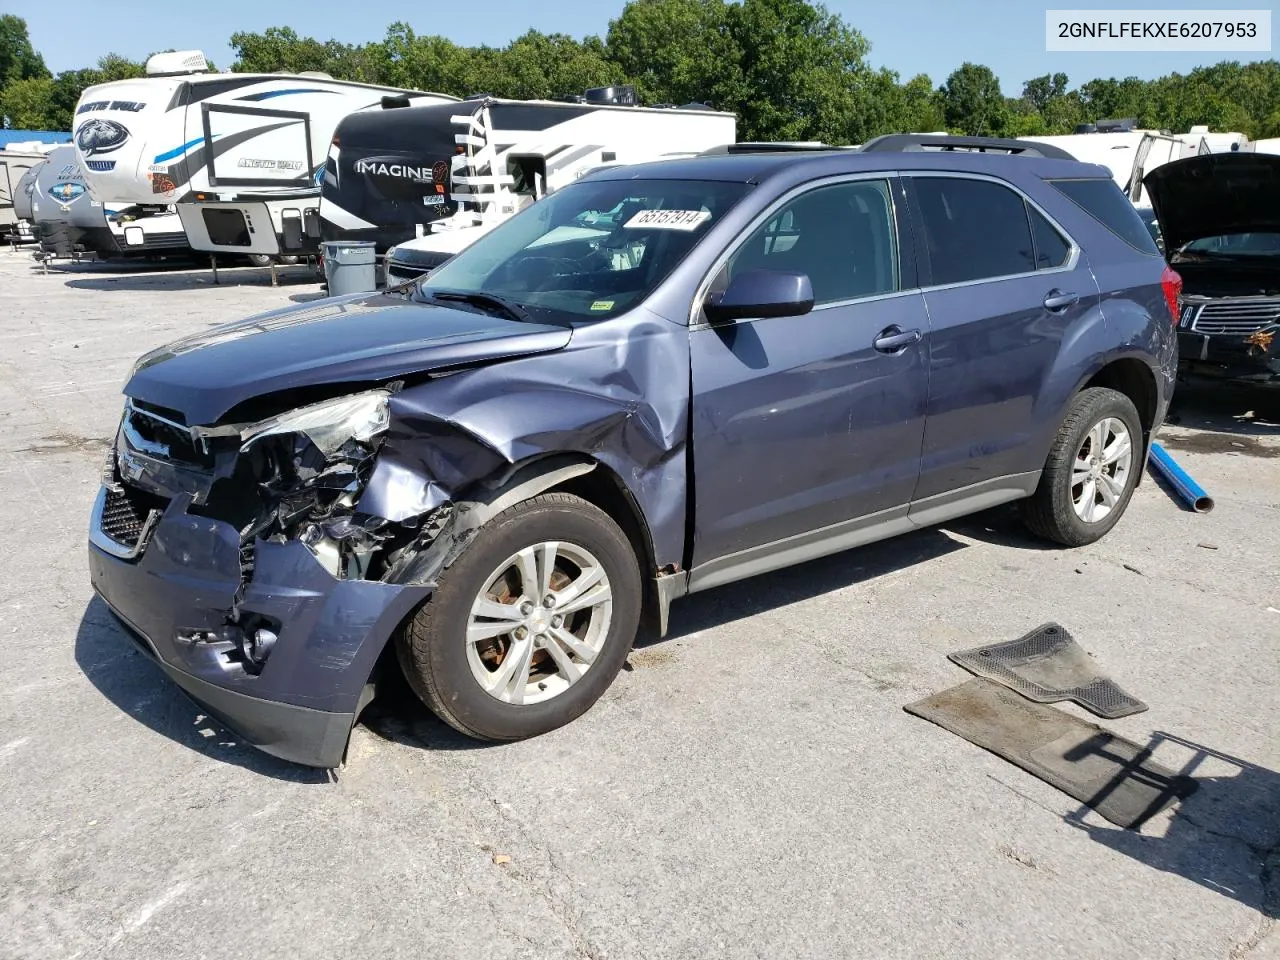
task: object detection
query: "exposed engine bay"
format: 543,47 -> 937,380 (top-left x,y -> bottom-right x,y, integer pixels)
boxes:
111,385 -> 463,591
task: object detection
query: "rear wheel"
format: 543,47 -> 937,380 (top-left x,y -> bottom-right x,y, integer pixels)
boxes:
396,493 -> 642,741
247,253 -> 273,267
1021,387 -> 1142,546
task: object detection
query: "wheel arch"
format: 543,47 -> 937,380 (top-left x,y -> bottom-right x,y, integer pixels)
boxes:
1080,357 -> 1159,476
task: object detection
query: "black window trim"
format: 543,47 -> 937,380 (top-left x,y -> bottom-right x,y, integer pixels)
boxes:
689,172 -> 916,328
1027,201 -> 1072,270
900,171 -> 1081,292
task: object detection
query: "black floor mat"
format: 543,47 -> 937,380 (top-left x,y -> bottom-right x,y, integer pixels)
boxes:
905,679 -> 1197,829
947,623 -> 1148,719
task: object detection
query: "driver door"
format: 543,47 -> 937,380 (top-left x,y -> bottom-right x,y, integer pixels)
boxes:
687,176 -> 930,586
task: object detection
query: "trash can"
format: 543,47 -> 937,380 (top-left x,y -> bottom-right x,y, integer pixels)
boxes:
321,240 -> 377,297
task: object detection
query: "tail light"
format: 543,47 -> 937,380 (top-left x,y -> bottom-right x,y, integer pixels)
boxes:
1160,266 -> 1182,325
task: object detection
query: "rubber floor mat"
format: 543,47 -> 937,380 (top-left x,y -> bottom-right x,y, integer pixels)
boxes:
947,623 -> 1148,719
905,679 -> 1197,829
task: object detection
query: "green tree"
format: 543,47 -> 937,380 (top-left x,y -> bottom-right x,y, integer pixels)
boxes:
726,0 -> 872,142
940,62 -> 1008,136
230,27 -> 343,74
0,15 -> 48,88
897,73 -> 945,132
1021,72 -> 1068,114
606,0 -> 744,108
485,31 -> 617,100
0,75 -> 56,128
382,24 -> 474,93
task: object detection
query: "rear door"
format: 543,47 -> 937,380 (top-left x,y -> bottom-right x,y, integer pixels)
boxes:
688,175 -> 931,579
903,173 -> 1100,507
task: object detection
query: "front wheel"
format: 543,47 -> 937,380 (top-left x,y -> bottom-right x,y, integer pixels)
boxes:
396,492 -> 642,741
1021,387 -> 1142,546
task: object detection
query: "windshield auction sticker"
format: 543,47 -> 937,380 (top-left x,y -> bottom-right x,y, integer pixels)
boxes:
624,209 -> 712,230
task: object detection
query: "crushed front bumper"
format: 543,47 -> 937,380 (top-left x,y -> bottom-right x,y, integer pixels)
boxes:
87,486 -> 432,767
1177,328 -> 1280,385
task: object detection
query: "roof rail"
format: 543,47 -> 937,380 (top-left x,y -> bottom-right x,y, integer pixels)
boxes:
859,134 -> 1078,161
700,141 -> 854,155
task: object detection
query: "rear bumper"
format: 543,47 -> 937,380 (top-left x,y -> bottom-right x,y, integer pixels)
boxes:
87,486 -> 432,767
1177,329 -> 1280,385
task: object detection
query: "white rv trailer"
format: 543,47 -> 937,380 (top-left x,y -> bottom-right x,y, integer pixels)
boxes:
1024,126 -> 1248,206
356,87 -> 737,284
10,157 -> 46,243
1,146 -> 59,240
72,50 -> 455,262
28,145 -> 192,259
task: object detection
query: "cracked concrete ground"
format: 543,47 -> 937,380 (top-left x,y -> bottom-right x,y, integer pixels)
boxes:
1,250 -> 1277,960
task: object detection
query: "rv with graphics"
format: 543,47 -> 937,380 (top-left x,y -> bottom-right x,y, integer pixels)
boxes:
29,145 -> 191,259
71,50 -> 455,264
1,146 -> 56,242
8,155 -> 45,243
316,87 -> 736,284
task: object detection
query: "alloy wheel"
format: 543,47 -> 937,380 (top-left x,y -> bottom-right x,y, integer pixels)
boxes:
1071,416 -> 1133,523
465,541 -> 613,705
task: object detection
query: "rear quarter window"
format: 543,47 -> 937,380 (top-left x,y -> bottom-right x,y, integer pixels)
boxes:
1048,178 -> 1161,257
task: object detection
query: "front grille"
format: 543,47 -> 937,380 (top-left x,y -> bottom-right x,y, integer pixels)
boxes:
1190,298 -> 1280,335
100,484 -> 168,550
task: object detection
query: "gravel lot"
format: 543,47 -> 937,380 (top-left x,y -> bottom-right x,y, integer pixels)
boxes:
1,248 -> 1277,960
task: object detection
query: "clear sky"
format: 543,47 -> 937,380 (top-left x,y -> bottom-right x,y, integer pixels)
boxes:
9,0 -> 1277,97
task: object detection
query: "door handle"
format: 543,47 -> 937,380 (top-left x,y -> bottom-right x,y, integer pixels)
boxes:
873,326 -> 922,353
1043,290 -> 1079,310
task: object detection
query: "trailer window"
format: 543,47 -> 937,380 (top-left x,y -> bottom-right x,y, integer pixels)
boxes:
420,179 -> 750,319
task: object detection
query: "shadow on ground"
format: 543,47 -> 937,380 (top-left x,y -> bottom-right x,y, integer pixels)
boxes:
1066,731 -> 1280,922
62,265 -> 320,292
75,596 -> 330,783
1164,382 -> 1280,439
362,526 -> 970,751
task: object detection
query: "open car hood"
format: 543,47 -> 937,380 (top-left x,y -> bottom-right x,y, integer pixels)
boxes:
125,291 -> 573,425
1143,152 -> 1280,254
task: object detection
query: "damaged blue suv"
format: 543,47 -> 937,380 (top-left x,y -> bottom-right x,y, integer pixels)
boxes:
89,135 -> 1180,767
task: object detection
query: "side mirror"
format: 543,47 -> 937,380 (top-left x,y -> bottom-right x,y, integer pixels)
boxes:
703,269 -> 814,324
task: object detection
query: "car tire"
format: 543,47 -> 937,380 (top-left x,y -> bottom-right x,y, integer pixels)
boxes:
396,492 -> 642,741
1021,387 -> 1143,547
246,253 -> 273,267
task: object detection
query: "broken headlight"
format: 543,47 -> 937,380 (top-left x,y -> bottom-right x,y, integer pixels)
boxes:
238,389 -> 390,457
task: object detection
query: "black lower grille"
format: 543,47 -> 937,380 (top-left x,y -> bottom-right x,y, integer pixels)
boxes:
100,485 -> 166,549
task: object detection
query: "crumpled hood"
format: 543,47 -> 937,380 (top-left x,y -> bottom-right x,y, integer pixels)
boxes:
1143,152 -> 1280,254
125,291 -> 573,425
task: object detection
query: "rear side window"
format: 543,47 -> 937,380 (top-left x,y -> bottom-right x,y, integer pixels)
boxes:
1029,207 -> 1071,269
913,177 -> 1035,284
1048,178 -> 1161,256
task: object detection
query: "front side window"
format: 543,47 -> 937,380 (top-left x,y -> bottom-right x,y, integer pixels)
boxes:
723,179 -> 899,306
914,177 -> 1036,285
419,178 -> 750,319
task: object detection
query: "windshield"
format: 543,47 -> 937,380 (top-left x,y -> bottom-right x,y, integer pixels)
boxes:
418,178 -> 750,319
1177,232 -> 1280,258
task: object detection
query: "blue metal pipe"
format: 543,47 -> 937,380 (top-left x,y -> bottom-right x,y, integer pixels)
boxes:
1148,442 -> 1215,513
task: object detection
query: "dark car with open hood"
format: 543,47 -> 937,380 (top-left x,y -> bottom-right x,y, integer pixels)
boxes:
89,136 -> 1179,768
1144,151 -> 1280,387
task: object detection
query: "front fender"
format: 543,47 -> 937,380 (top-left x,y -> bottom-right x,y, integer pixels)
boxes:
355,310 -> 690,569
